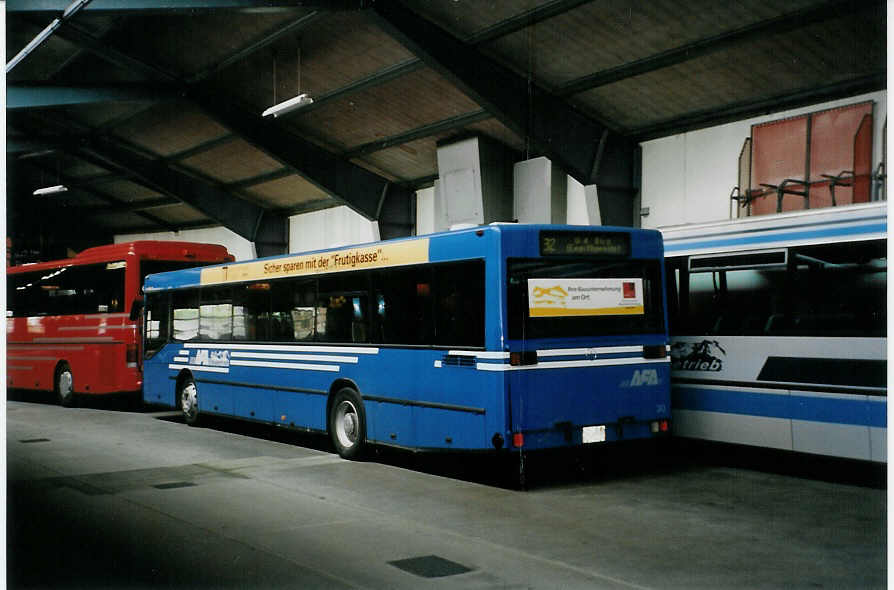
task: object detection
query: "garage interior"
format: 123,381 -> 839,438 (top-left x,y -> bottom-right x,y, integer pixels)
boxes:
7,0 -> 886,260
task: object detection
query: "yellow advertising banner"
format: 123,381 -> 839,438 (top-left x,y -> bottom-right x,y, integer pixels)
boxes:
201,239 -> 430,286
527,277 -> 645,318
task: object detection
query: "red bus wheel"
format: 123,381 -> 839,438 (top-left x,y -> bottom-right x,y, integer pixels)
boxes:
55,363 -> 75,408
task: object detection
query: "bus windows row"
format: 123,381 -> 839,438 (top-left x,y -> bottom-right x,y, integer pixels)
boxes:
7,258 -> 236,319
145,260 -> 485,354
666,239 -> 886,338
7,262 -> 127,317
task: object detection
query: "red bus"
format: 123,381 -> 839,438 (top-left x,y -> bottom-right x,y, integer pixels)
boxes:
7,241 -> 234,406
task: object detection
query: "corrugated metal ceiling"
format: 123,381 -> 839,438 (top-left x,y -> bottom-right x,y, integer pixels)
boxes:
6,0 -> 885,256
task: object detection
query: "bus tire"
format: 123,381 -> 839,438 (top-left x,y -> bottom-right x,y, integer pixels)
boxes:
180,378 -> 200,427
329,387 -> 366,460
55,363 -> 75,408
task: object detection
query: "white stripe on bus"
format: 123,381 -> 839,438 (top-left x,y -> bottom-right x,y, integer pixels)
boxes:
230,351 -> 358,364
475,357 -> 670,371
537,345 -> 643,357
446,350 -> 510,359
183,342 -> 378,355
230,360 -> 340,372
168,364 -> 229,373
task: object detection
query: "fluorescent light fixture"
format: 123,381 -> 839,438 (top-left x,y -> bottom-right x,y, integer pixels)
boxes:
33,185 -> 69,196
262,93 -> 314,118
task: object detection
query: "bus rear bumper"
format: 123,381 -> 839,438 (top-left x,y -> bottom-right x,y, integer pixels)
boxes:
512,418 -> 671,451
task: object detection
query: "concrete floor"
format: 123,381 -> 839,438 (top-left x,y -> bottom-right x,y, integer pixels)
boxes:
6,397 -> 887,589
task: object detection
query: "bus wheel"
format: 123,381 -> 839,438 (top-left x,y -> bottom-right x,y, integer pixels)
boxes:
55,363 -> 75,408
329,388 -> 366,460
180,379 -> 200,427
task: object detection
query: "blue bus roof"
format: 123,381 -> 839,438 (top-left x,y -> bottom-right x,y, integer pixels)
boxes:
144,223 -> 664,292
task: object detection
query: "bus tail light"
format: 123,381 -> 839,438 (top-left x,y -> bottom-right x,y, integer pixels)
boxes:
510,351 -> 537,366
512,432 -> 524,448
651,420 -> 670,434
126,343 -> 138,365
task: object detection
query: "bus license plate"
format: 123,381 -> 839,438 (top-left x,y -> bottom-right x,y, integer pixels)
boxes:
582,425 -> 606,444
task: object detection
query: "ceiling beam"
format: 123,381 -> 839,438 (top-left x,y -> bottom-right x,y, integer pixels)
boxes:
70,196 -> 182,214
21,156 -> 180,231
7,1 -> 364,14
51,18 -> 414,234
187,11 -> 323,83
6,0 -> 91,74
8,83 -> 177,110
464,0 -> 595,45
630,72 -> 886,142
555,0 -> 883,97
372,0 -> 611,183
227,168 -> 294,190
343,110 -> 491,159
77,137 -> 288,256
188,85 -> 413,223
372,0 -> 636,225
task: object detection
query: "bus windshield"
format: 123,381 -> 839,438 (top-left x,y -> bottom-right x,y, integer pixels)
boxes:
507,258 -> 664,339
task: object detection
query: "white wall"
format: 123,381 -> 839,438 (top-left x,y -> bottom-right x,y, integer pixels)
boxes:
115,226 -> 255,261
288,205 -> 380,252
640,91 -> 887,229
117,205 -> 380,260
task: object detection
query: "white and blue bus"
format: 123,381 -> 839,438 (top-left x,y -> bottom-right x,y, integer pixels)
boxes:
661,202 -> 886,462
141,224 -> 671,461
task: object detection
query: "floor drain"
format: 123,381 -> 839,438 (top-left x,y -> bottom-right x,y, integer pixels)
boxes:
153,482 -> 196,490
388,555 -> 472,578
19,438 -> 51,443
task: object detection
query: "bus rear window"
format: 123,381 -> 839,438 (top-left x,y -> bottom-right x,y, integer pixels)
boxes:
507,258 -> 664,339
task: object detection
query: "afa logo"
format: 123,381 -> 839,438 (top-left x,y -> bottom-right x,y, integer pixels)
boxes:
621,368 -> 660,388
194,349 -> 230,367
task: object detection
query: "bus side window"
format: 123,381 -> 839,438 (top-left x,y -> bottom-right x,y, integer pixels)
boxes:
433,261 -> 485,347
233,282 -> 272,341
145,293 -> 170,357
199,287 -> 233,341
790,240 -> 886,337
317,273 -> 369,343
372,265 -> 433,345
172,290 -> 200,341
291,280 -> 316,342
270,280 -> 297,342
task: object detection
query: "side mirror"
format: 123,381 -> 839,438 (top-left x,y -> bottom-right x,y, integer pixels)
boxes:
129,299 -> 144,322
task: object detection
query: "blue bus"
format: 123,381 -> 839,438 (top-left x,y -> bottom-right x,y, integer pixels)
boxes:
141,224 -> 671,463
661,202 -> 886,462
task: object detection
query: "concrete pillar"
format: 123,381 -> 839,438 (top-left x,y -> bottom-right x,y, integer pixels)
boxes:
288,206 -> 380,252
432,136 -> 514,231
513,157 -> 566,224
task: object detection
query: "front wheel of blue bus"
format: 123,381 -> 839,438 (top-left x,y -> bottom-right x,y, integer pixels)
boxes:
329,388 -> 367,460
180,378 -> 200,427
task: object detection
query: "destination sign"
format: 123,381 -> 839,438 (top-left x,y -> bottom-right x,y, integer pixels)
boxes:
539,231 -> 630,257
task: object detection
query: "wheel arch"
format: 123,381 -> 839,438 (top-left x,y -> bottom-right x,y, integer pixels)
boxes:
174,369 -> 194,410
326,377 -> 361,418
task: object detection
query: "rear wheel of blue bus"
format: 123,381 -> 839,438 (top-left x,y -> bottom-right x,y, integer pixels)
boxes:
179,378 -> 200,427
329,388 -> 366,460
